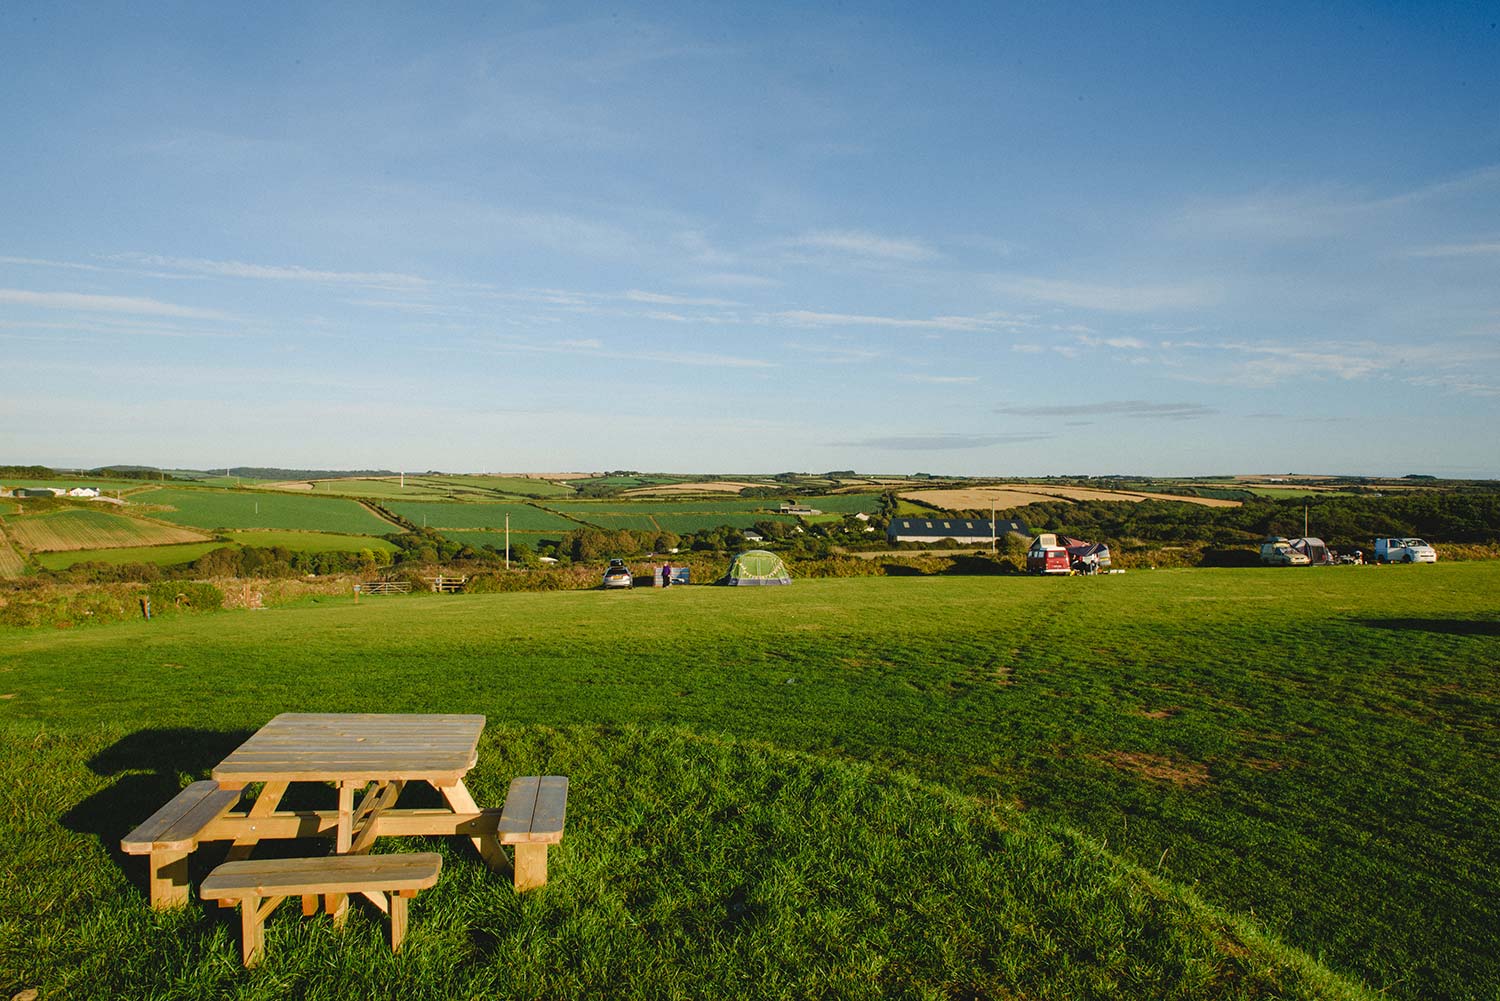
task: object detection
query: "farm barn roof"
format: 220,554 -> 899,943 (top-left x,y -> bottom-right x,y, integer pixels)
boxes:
887,518 -> 1029,542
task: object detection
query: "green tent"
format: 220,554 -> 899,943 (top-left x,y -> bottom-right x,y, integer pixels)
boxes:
725,549 -> 791,586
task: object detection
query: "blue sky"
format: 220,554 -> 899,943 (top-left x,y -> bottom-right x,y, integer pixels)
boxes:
3,3 -> 1497,476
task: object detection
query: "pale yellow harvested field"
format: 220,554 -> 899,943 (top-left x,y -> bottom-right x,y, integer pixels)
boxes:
6,509 -> 210,552
0,527 -> 24,577
1026,486 -> 1241,507
263,480 -> 316,491
623,480 -> 765,496
902,486 -> 1240,509
899,488 -> 1062,509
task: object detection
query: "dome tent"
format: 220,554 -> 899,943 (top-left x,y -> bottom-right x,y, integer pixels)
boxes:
725,549 -> 791,586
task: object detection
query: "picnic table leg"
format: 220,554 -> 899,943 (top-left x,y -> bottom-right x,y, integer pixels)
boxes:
390,891 -> 411,951
513,843 -> 549,891
336,782 -> 356,853
435,780 -> 506,870
240,894 -> 282,967
325,893 -> 348,928
148,850 -> 191,908
226,781 -> 288,862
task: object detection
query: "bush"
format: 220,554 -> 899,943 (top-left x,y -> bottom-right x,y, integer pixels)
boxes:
145,580 -> 224,613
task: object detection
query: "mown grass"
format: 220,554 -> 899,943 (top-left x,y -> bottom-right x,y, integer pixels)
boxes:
1,725 -> 1374,1000
140,488 -> 394,536
1,566 -> 1496,998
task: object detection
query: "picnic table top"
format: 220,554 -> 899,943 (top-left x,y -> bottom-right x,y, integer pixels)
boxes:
211,712 -> 486,785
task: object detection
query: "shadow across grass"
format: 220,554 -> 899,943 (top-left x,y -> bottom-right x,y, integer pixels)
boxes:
61,728 -> 253,905
1356,617 -> 1500,637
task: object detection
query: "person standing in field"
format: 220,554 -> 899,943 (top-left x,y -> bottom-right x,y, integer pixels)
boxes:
661,561 -> 672,588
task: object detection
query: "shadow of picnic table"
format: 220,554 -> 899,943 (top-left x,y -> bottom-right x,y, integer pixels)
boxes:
60,728 -> 254,902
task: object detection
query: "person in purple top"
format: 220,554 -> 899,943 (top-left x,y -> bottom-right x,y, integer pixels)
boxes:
661,561 -> 672,588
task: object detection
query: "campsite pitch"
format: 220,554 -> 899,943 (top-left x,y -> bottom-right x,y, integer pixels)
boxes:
1,565 -> 1496,999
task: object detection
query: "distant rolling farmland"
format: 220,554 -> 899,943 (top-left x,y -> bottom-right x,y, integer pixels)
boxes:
437,529 -> 564,550
4,508 -> 210,552
381,501 -> 582,532
654,512 -> 797,533
802,493 -> 884,514
222,531 -> 400,553
34,541 -> 227,570
142,487 -> 396,535
0,527 -> 24,577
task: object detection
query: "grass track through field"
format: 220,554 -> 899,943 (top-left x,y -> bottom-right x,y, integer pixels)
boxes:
2,566 -> 1497,998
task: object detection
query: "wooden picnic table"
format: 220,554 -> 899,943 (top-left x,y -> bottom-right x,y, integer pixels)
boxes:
124,712 -> 568,908
207,712 -> 505,864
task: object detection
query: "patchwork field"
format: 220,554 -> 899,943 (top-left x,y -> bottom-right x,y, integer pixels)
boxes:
621,479 -> 766,496
0,527 -> 24,577
3,508 -> 210,552
33,541 -> 228,570
381,501 -> 583,532
222,531 -> 401,554
438,529 -> 561,550
2,566 -> 1496,998
268,475 -> 577,500
543,499 -> 805,534
902,485 -> 1242,510
140,488 -> 396,535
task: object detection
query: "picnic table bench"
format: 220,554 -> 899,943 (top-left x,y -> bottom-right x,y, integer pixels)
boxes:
200,852 -> 442,966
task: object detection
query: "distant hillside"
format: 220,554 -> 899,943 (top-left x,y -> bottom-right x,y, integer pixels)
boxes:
179,466 -> 402,480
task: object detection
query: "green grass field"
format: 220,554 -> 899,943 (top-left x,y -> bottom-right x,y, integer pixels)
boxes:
141,488 -> 395,535
802,493 -> 885,513
222,531 -> 400,554
1,566 -> 1496,998
436,529 -> 562,550
381,501 -> 583,532
33,541 -> 228,570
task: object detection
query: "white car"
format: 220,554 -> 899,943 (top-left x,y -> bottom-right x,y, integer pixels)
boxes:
1374,538 -> 1437,564
602,559 -> 633,588
1260,539 -> 1311,566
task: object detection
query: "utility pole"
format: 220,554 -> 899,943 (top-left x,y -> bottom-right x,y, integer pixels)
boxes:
991,502 -> 997,554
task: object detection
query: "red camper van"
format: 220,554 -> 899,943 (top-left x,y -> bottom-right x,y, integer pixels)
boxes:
1026,534 -> 1073,575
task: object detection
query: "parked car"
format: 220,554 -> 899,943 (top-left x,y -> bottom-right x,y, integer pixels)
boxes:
1374,538 -> 1437,564
602,558 -> 633,588
1260,538 -> 1311,566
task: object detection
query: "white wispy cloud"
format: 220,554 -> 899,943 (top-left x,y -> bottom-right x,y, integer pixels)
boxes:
832,432 -> 1052,450
1078,334 -> 1149,349
996,400 -> 1217,420
770,309 -> 1025,332
624,289 -> 741,307
0,288 -> 225,319
904,374 -> 979,384
788,229 -> 937,263
107,253 -> 432,289
993,275 -> 1220,313
1406,241 -> 1500,258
